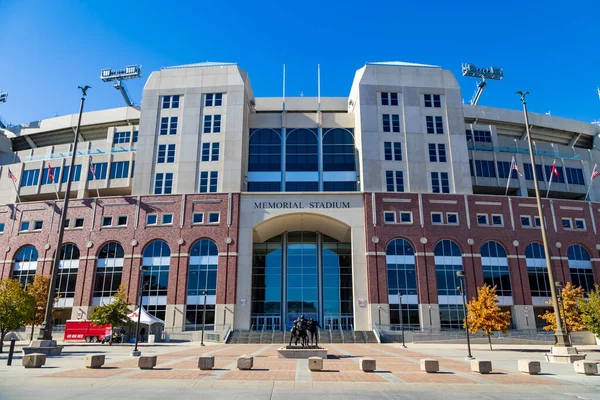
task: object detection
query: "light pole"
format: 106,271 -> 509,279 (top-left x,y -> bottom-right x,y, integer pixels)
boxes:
398,291 -> 406,348
132,267 -> 145,356
38,86 -> 90,342
555,282 -> 569,339
456,270 -> 474,360
517,91 -> 570,347
200,290 -> 207,346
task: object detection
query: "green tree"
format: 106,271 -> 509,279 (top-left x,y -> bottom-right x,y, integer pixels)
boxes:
579,284 -> 600,340
88,284 -> 132,344
26,275 -> 50,341
465,284 -> 512,350
539,282 -> 586,332
0,278 -> 35,352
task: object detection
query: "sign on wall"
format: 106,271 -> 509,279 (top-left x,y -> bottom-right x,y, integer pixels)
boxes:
254,201 -> 350,209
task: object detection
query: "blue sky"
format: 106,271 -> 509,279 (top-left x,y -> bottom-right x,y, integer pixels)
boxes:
1,0 -> 599,125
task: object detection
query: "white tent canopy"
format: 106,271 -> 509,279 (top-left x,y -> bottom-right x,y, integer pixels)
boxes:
128,306 -> 165,326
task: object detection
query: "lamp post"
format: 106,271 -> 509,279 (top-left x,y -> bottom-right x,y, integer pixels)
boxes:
555,282 -> 569,338
456,270 -> 474,360
398,291 -> 406,348
200,290 -> 207,346
132,267 -> 145,356
517,91 -> 570,347
38,87 -> 89,342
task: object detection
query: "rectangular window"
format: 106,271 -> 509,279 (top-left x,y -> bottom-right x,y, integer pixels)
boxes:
162,214 -> 173,225
0,223 -> 4,233
154,172 -> 173,194
88,163 -> 108,180
33,220 -> 43,230
380,92 -> 399,106
157,144 -> 166,163
20,221 -> 30,231
475,160 -> 496,178
203,115 -> 222,133
169,116 -> 178,135
497,161 -> 519,179
534,216 -> 541,228
201,143 -> 210,162
426,116 -> 444,134
521,216 -> 531,227
429,144 -> 446,162
133,131 -> 138,143
477,214 -> 489,226
431,212 -> 443,225
208,212 -> 220,223
117,216 -> 128,226
146,214 -> 158,225
74,218 -> 84,228
160,117 -> 169,135
524,163 -> 544,181
544,165 -> 565,183
109,161 -> 130,179
102,216 -> 112,227
205,93 -> 223,107
562,218 -> 572,229
209,171 -> 218,192
199,171 -> 218,193
211,142 -> 220,161
431,172 -> 450,193
575,219 -> 586,230
162,95 -> 180,109
384,211 -> 396,223
21,169 -> 40,187
62,165 -> 81,182
399,212 -> 412,223
41,167 -> 60,185
192,213 -> 204,224
391,114 -> 400,132
385,171 -> 404,192
424,94 -> 441,108
166,144 -> 175,163
199,171 -> 208,193
113,131 -> 131,144
446,213 -> 459,225
384,142 -> 402,161
382,114 -> 390,132
171,95 -> 180,108
491,214 -> 504,226
566,167 -> 585,185
466,130 -> 492,142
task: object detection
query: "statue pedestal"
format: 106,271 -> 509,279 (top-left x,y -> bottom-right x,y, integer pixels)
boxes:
23,340 -> 64,357
544,346 -> 586,363
277,346 -> 328,359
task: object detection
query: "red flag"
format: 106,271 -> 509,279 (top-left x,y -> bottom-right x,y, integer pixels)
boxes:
47,164 -> 54,183
592,164 -> 600,181
512,160 -> 523,176
551,160 -> 559,178
7,168 -> 17,183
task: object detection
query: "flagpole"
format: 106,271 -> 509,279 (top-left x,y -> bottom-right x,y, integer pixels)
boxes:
48,166 -> 60,200
546,160 -> 554,198
505,157 -> 514,196
10,177 -> 21,203
38,86 -> 89,341
585,164 -> 598,201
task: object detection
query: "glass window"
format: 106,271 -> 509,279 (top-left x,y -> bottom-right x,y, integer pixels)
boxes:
171,95 -> 180,108
497,161 -> 519,179
109,161 -> 130,179
429,144 -> 446,162
192,213 -> 203,224
93,242 -> 124,298
169,116 -> 178,135
56,244 -> 80,299
400,212 -> 412,223
439,304 -> 464,329
566,167 -> 585,185
160,117 -> 169,135
74,218 -> 84,228
575,219 -> 586,230
162,214 -> 173,225
146,214 -> 157,225
562,218 -> 572,229
210,171 -> 218,192
524,163 -> 544,181
381,92 -> 389,106
286,129 -> 318,171
467,130 -> 491,142
154,173 -> 173,194
525,242 -> 551,297
211,143 -> 220,161
431,172 -> 449,193
62,165 -> 81,183
323,129 -> 355,171
447,213 -> 458,225
384,211 -> 396,223
88,162 -> 108,180
426,116 -> 444,134
162,96 -> 171,109
117,216 -> 127,226
0,223 -> 4,233
201,143 -> 210,162
521,216 -> 531,227
431,212 -> 443,224
102,216 -> 112,227
568,244 -> 595,293
142,240 -> 170,298
41,166 -> 60,185
187,239 -> 218,328
386,238 -> 417,295
477,214 -> 488,226
544,165 -> 565,183
385,171 -> 404,192
383,114 -> 391,132
424,94 -> 441,108
249,129 -> 281,172
113,131 -> 131,144
208,212 -> 219,223
205,93 -> 223,107
185,305 -> 216,331
492,215 -> 504,226
20,221 -> 30,231
21,169 -> 40,187
434,240 -> 463,297
481,241 -> 512,296
33,221 -> 43,230
475,160 -> 496,177
13,245 -> 38,288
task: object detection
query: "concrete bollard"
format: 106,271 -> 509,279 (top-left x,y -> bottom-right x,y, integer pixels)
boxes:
518,360 -> 541,375
84,354 -> 105,369
308,357 -> 323,371
22,353 -> 46,368
198,356 -> 215,370
360,358 -> 376,372
420,359 -> 439,373
138,355 -> 157,370
471,360 -> 492,374
573,361 -> 598,375
237,355 -> 253,370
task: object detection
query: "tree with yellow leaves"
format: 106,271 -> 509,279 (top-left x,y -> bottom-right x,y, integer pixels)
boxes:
466,284 -> 511,350
539,282 -> 585,333
26,275 -> 50,341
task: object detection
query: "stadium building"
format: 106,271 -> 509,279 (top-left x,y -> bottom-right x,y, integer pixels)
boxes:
0,61 -> 599,341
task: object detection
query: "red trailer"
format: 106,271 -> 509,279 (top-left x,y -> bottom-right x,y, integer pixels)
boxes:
64,320 -> 111,343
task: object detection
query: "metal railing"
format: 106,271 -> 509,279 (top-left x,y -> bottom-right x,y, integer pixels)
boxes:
468,143 -> 580,160
24,146 -> 136,162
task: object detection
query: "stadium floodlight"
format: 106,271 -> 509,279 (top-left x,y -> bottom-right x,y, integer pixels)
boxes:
0,91 -> 7,103
100,65 -> 142,107
461,63 -> 504,105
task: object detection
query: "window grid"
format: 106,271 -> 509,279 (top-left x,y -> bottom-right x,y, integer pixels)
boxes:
475,160 -> 496,177
385,171 -> 404,192
435,240 -> 463,297
88,163 -> 108,181
93,242 -> 124,298
382,114 -> 400,133
204,93 -> 223,107
426,116 -> 444,134
481,241 -> 512,296
154,172 -> 173,194
424,94 -> 441,108
56,244 -> 80,299
203,115 -> 221,133
428,143 -> 447,162
381,92 -> 399,106
526,243 -> 551,297
465,130 -> 491,142
431,172 -> 450,193
109,161 -> 130,179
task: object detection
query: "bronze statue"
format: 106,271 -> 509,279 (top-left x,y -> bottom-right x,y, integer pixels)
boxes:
288,315 -> 320,348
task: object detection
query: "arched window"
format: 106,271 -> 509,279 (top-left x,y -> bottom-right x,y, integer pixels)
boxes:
568,244 -> 595,293
434,240 -> 464,329
185,239 -> 218,331
286,129 -> 318,191
142,240 -> 170,320
13,245 -> 38,288
93,242 -> 124,301
248,129 -> 282,192
322,128 -> 356,191
481,241 -> 512,296
56,244 -> 80,300
386,238 -> 419,329
525,242 -> 551,297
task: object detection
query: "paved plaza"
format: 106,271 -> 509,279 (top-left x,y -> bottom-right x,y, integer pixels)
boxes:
0,342 -> 599,399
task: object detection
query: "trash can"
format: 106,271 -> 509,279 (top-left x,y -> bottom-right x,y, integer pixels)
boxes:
148,334 -> 155,344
